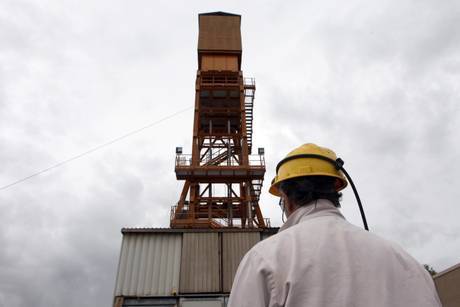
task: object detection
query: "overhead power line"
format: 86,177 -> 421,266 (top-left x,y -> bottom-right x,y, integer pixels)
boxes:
0,106 -> 193,191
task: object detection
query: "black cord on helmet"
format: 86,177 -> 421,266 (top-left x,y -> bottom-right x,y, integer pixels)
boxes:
276,154 -> 370,231
335,158 -> 369,231
279,198 -> 286,223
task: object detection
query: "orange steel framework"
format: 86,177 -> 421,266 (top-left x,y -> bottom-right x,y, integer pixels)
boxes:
170,12 -> 269,229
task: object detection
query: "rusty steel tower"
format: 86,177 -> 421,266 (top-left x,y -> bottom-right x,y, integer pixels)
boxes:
170,12 -> 268,229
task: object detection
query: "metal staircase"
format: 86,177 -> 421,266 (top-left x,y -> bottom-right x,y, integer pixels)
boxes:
250,179 -> 263,202
244,78 -> 255,154
202,147 -> 235,166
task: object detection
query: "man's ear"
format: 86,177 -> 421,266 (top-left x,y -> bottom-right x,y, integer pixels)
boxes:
285,198 -> 297,217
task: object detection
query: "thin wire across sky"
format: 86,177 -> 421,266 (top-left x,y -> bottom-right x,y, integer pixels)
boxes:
0,106 -> 193,191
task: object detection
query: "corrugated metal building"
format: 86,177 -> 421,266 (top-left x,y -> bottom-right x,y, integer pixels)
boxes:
113,228 -> 278,307
434,262 -> 460,307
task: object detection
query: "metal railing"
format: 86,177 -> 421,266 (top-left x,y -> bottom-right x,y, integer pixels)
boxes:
176,154 -> 265,167
201,74 -> 239,85
171,204 -> 272,229
170,204 -> 190,221
264,218 -> 271,228
244,77 -> 256,87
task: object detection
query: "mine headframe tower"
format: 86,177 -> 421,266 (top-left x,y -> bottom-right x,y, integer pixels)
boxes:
170,12 -> 268,229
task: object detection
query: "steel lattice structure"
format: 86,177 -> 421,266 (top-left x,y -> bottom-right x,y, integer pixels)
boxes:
170,12 -> 268,228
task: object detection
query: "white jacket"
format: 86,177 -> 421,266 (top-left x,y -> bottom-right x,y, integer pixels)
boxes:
228,200 -> 441,307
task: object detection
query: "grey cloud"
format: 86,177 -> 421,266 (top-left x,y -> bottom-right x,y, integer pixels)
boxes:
1,1 -> 459,307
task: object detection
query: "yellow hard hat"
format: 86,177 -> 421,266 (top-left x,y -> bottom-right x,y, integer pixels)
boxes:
269,143 -> 348,196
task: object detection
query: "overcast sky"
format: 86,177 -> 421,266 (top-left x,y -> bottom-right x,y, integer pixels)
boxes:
1,1 -> 459,306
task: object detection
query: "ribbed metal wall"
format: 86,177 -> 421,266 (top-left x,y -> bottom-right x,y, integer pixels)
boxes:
222,232 -> 260,292
180,232 -> 220,293
114,233 -> 182,296
198,14 -> 242,52
434,263 -> 460,307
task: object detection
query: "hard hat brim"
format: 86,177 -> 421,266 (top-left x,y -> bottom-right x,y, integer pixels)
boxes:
269,173 -> 348,197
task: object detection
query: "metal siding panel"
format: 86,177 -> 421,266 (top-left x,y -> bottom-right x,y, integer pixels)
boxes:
198,15 -> 242,52
124,234 -> 137,295
145,235 -> 155,295
114,233 -> 182,296
150,235 -> 161,294
226,56 -> 238,71
201,56 -> 213,71
136,235 -> 148,294
114,236 -> 128,295
143,235 -> 154,295
130,235 -> 142,295
222,232 -> 260,292
202,55 -> 238,71
172,236 -> 182,294
434,265 -> 460,307
180,233 -> 220,293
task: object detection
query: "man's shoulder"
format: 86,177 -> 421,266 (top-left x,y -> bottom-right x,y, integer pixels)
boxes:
244,229 -> 280,256
250,217 -> 416,264
247,223 -> 311,260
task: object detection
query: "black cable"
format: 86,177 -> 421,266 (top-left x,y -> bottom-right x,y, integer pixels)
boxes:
337,161 -> 369,231
279,198 -> 286,223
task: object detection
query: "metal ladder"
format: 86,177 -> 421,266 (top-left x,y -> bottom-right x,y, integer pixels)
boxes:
244,78 -> 255,154
250,179 -> 263,202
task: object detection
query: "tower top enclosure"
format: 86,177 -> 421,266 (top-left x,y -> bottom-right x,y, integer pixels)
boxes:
198,12 -> 242,51
198,12 -> 242,70
171,12 -> 268,229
